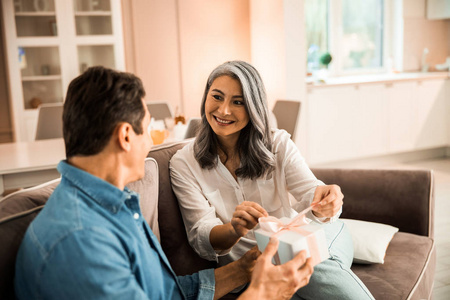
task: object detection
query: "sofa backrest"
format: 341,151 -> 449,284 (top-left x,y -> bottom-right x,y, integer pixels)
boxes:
0,158 -> 160,299
311,168 -> 434,238
126,158 -> 160,241
0,179 -> 60,299
147,141 -> 217,276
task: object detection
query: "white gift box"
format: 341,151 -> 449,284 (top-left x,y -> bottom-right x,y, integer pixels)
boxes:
255,217 -> 329,266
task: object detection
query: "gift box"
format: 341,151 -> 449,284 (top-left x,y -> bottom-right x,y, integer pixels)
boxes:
254,215 -> 329,266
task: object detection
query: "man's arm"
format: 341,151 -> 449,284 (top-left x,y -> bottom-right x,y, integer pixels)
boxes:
212,247 -> 260,299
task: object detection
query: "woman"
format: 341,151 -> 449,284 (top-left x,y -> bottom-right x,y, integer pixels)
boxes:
170,61 -> 374,299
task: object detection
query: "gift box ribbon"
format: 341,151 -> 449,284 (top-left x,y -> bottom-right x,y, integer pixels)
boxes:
258,212 -> 322,265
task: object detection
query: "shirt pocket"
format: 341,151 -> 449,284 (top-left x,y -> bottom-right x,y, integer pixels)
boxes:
256,179 -> 282,213
204,189 -> 229,221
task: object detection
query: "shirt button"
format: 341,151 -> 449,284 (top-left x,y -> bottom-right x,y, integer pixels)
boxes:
133,213 -> 139,220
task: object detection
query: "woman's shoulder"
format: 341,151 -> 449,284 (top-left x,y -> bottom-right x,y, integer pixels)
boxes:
170,140 -> 196,165
271,128 -> 292,149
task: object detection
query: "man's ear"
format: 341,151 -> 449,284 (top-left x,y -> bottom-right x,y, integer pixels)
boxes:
117,122 -> 133,152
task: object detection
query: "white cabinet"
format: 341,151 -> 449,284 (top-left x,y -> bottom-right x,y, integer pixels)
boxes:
307,83 -> 390,165
357,84 -> 389,157
387,79 -> 448,152
415,79 -> 448,149
427,0 -> 450,20
306,78 -> 449,165
387,81 -> 417,153
2,0 -> 124,142
307,86 -> 359,164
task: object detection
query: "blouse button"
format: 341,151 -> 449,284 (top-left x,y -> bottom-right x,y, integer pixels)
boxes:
133,213 -> 140,220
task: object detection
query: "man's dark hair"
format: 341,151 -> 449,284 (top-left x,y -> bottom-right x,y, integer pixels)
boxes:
63,66 -> 146,158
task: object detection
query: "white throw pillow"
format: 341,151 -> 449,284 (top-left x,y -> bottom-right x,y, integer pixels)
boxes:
341,218 -> 399,264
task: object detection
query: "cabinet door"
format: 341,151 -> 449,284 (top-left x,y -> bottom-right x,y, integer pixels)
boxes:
307,86 -> 358,164
387,81 -> 417,153
20,46 -> 63,109
415,79 -> 448,149
2,0 -> 124,142
357,84 -> 389,157
13,0 -> 58,37
74,0 -> 122,73
427,0 -> 450,20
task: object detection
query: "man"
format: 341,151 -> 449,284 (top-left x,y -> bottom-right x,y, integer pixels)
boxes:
15,66 -> 313,299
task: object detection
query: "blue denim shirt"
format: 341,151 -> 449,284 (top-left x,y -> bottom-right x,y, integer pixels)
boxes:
15,161 -> 215,299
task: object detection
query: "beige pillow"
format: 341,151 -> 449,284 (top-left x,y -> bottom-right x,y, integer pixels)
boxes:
341,218 -> 399,264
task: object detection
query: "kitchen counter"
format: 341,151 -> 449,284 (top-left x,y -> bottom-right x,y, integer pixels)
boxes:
307,71 -> 450,88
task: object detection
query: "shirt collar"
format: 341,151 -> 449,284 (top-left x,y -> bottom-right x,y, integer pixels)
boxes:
57,160 -> 138,214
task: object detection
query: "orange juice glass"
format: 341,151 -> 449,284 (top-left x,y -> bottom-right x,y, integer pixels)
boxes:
151,129 -> 169,145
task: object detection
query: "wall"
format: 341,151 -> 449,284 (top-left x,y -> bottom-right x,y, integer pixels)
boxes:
0,3 -> 13,143
250,1 -> 287,105
250,0 -> 307,155
122,0 -> 251,119
121,0 -> 182,114
177,0 -> 251,118
448,22 -> 450,53
403,0 -> 450,71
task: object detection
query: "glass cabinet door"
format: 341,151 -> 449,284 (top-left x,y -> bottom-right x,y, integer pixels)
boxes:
78,45 -> 115,72
74,0 -> 116,73
19,46 -> 63,109
73,0 -> 112,35
14,0 -> 57,37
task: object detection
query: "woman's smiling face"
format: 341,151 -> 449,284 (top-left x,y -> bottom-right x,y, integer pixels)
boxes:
205,75 -> 249,142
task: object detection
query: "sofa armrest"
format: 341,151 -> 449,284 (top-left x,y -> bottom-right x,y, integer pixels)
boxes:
310,168 -> 434,238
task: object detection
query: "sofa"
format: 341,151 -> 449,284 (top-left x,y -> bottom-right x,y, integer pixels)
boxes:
0,140 -> 436,299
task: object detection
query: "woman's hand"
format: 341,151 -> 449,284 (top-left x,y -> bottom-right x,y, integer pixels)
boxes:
231,201 -> 268,237
311,184 -> 343,219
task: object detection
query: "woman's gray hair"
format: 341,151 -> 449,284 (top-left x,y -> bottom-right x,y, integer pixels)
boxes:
194,60 -> 275,179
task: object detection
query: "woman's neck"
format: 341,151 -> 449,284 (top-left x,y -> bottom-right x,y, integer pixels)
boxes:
217,136 -> 241,181
217,136 -> 239,161
217,134 -> 239,155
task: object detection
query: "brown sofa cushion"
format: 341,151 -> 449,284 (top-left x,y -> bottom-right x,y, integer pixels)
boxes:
0,179 -> 60,300
126,157 -> 160,241
352,232 -> 435,300
147,141 -> 217,276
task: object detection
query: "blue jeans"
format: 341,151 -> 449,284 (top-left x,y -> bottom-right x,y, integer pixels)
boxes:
292,220 -> 375,300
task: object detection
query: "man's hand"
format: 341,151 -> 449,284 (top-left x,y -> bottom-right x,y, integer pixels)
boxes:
213,246 -> 261,300
231,201 -> 268,237
236,246 -> 261,281
311,184 -> 343,219
239,238 -> 314,300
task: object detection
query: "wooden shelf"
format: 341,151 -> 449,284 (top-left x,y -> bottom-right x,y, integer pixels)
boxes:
15,12 -> 56,17
74,11 -> 111,17
22,75 -> 62,82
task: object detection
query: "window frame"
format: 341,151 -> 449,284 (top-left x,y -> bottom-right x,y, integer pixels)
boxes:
312,0 -> 395,77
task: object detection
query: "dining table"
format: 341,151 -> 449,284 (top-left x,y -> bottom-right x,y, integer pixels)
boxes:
0,138 -> 65,196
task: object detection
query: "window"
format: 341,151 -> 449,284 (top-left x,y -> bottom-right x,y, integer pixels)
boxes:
306,0 -> 385,76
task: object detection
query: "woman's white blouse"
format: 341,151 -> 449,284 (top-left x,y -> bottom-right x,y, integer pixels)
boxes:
169,129 -> 341,264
